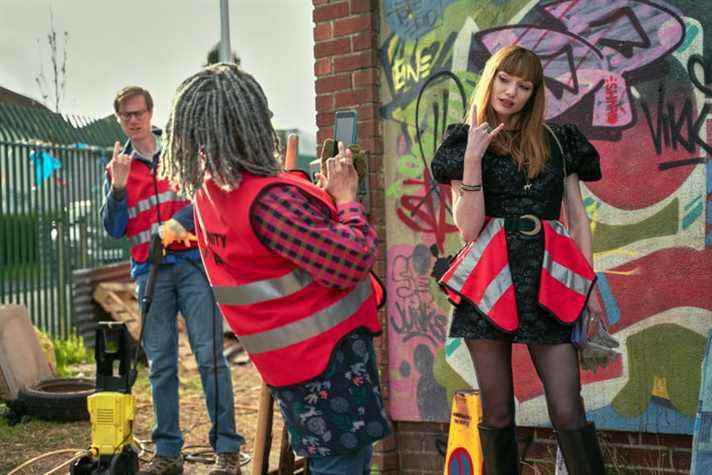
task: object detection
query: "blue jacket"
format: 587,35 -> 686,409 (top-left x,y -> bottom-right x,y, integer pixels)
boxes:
100,129 -> 200,278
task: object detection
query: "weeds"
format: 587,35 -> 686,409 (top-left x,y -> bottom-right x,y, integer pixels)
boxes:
52,331 -> 91,377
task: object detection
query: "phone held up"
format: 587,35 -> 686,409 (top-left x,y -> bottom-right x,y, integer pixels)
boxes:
310,110 -> 370,212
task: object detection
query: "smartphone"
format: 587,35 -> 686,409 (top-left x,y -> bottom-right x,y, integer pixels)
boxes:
309,157 -> 321,183
332,110 -> 358,156
333,110 -> 369,212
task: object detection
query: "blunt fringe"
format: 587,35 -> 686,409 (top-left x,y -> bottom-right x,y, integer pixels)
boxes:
467,45 -> 549,178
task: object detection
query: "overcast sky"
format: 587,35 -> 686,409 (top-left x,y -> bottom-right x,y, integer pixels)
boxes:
0,0 -> 317,136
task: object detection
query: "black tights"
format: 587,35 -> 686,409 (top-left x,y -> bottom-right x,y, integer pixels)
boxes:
466,339 -> 586,431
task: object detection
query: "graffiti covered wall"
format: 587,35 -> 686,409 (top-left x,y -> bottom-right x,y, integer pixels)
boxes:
381,0 -> 712,434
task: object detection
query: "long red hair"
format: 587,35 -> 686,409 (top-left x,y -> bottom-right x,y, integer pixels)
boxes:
467,45 -> 548,178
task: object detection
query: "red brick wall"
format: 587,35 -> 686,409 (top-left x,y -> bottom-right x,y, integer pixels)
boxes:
312,1 -> 397,472
311,1 -> 694,474
395,422 -> 691,474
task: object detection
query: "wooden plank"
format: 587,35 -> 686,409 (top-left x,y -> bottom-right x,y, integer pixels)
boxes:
252,382 -> 274,475
92,283 -> 141,341
277,425 -> 295,474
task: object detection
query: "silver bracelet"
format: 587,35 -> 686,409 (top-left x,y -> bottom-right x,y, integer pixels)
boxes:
460,183 -> 482,192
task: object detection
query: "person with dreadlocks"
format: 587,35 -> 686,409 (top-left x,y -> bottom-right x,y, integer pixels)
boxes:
160,63 -> 391,475
101,86 -> 245,475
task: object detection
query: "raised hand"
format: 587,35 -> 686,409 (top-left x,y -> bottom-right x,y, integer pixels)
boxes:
318,142 -> 358,205
464,105 -> 505,163
108,141 -> 132,189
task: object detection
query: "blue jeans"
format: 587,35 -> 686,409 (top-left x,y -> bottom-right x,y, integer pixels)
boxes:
308,444 -> 373,474
136,259 -> 245,457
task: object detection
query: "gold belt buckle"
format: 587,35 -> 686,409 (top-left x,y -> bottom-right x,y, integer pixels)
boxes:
519,214 -> 542,236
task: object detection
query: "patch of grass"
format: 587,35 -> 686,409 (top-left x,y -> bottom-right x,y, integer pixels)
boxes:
0,364 -> 148,474
53,332 -> 92,377
180,372 -> 205,393
0,402 -> 91,474
4,358 -> 275,474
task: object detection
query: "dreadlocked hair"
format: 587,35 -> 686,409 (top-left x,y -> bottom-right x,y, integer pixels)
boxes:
160,62 -> 282,196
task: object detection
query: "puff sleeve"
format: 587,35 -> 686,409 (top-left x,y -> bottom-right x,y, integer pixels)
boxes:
431,123 -> 468,184
557,123 -> 602,182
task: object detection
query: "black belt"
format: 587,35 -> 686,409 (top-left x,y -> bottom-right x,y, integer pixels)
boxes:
503,214 -> 542,236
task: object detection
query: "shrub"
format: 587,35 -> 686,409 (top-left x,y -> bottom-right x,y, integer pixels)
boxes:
53,332 -> 91,377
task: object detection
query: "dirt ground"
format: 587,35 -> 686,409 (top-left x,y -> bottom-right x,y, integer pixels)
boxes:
1,354 -> 291,474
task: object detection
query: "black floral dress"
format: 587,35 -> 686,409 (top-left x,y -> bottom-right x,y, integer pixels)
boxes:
270,329 -> 391,457
431,123 -> 601,344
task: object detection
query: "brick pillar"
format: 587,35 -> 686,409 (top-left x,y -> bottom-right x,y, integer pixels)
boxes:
312,0 -> 397,472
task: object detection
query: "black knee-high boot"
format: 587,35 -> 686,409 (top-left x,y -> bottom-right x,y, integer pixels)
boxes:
555,422 -> 606,475
478,424 -> 520,475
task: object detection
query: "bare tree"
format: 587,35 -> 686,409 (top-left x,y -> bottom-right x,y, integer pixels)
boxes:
35,8 -> 69,113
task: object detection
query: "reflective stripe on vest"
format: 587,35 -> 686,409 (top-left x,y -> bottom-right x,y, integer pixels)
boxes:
480,266 -> 514,315
541,251 -> 591,297
439,217 -> 595,331
539,221 -> 596,324
442,219 -> 504,295
128,222 -> 160,246
214,278 -> 372,354
212,268 -> 313,306
127,190 -> 181,219
438,219 -> 519,332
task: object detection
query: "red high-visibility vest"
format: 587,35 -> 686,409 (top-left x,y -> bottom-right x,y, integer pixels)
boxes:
193,171 -> 382,387
107,159 -> 195,263
439,218 -> 596,332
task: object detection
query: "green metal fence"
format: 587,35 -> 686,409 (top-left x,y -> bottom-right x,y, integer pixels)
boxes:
0,103 -> 129,337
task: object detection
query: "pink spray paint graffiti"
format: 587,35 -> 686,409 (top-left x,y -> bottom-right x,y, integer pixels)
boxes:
471,0 -> 685,128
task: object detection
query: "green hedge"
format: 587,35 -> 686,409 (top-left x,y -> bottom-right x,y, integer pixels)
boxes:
0,212 -> 40,268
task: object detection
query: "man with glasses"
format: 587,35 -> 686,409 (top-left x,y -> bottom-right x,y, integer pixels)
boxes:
101,86 -> 245,475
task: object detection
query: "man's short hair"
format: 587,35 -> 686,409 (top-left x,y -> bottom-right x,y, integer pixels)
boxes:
114,86 -> 153,113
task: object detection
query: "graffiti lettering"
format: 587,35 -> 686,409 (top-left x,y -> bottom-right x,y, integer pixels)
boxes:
470,0 -> 685,128
641,89 -> 712,155
384,0 -> 456,41
381,0 -> 712,430
389,246 -> 448,345
392,71 -> 466,252
380,32 -> 457,120
396,169 -> 457,253
688,54 -> 712,97
587,6 -> 653,58
391,299 -> 447,345
393,45 -> 438,93
605,76 -> 620,125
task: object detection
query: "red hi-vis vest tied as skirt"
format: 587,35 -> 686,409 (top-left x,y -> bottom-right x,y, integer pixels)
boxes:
194,171 -> 383,387
438,218 -> 596,333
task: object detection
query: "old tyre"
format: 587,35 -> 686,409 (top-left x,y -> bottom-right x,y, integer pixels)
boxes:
14,377 -> 94,422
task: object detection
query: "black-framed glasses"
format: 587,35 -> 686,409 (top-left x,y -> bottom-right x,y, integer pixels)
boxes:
117,109 -> 148,121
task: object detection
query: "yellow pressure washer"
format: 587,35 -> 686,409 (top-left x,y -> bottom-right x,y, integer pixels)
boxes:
69,322 -> 138,474
71,235 -> 164,475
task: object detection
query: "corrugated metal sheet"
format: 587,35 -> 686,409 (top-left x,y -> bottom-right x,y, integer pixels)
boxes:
0,103 -> 126,147
72,261 -> 131,347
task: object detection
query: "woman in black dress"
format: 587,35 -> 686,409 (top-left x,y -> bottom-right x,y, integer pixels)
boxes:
431,45 -> 606,474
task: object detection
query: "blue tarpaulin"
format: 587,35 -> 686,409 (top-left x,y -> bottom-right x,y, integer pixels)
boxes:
29,150 -> 62,185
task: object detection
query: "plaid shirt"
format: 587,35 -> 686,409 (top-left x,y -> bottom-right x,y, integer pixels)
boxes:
249,184 -> 390,457
250,184 -> 378,289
